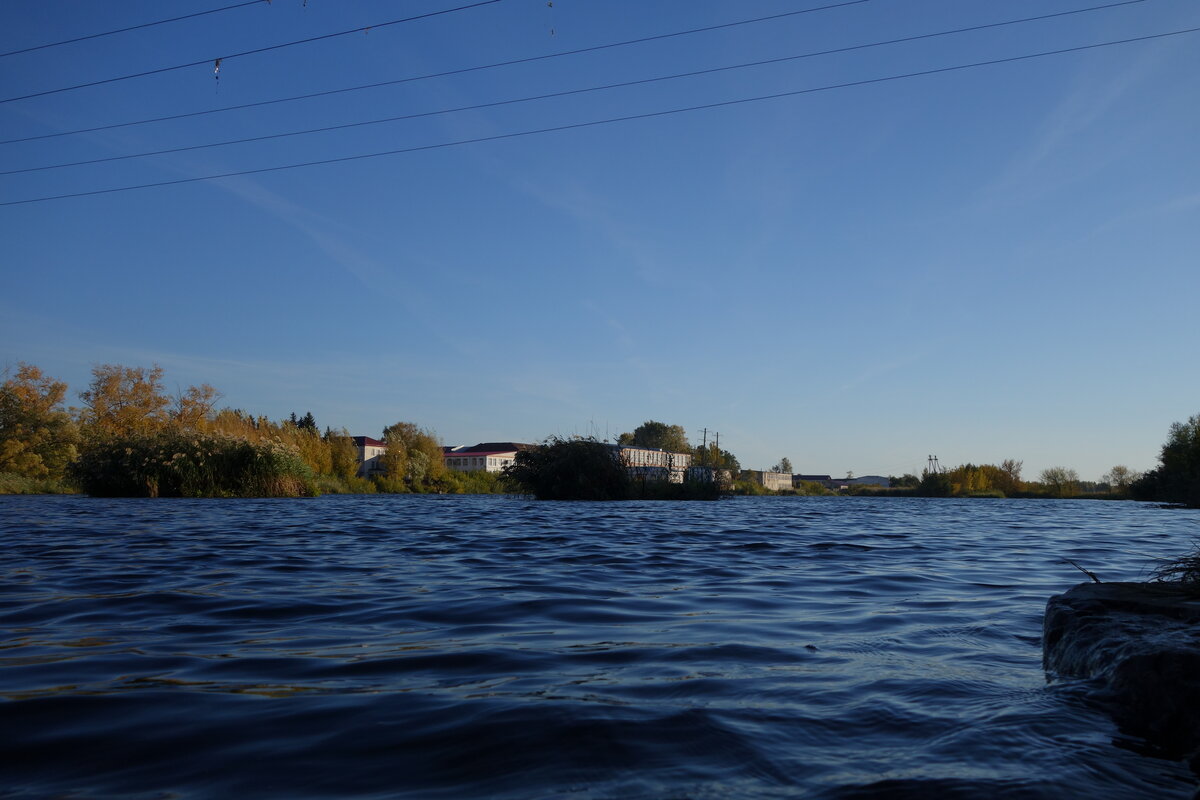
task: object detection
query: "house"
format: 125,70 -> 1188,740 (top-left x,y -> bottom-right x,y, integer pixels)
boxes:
352,436 -> 387,478
443,442 -> 535,473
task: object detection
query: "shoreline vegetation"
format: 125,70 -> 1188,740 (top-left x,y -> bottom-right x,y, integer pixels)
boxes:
502,436 -> 720,501
1,360 -> 1198,505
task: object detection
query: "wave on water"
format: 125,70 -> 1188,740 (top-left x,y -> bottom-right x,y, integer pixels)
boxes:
1,494 -> 1198,798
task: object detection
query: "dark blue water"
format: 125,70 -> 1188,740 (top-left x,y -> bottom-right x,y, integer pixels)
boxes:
2,495 -> 1198,798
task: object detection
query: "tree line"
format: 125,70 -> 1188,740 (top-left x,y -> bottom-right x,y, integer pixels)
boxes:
1130,414 -> 1200,507
0,361 -> 499,496
4,361 -> 1197,505
880,460 -> 1147,499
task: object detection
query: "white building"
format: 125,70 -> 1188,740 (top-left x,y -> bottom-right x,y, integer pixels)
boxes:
742,470 -> 792,491
352,436 -> 387,478
442,442 -> 533,473
614,444 -> 692,483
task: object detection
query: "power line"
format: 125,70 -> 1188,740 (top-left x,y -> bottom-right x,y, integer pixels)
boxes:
0,0 -> 870,145
0,0 -> 503,105
2,0 -> 1149,176
4,25 -> 1196,208
0,1 -> 269,59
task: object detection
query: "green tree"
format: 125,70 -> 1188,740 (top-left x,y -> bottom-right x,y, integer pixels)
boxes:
1132,415 -> 1200,507
0,362 -> 80,479
504,436 -> 629,500
772,457 -> 793,474
626,420 -> 690,454
1039,466 -> 1080,498
289,411 -> 317,431
380,421 -> 447,491
917,467 -> 953,497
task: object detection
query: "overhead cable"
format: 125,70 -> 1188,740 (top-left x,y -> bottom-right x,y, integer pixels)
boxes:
0,1 -> 269,59
0,0 -> 503,105
3,24 -> 1196,208
2,0 -> 1153,176
1,0 -> 871,144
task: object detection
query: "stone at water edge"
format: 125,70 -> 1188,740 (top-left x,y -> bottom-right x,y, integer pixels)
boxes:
1043,581 -> 1200,767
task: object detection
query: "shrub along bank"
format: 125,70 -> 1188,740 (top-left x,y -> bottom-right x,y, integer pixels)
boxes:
503,437 -> 720,501
71,431 -> 317,498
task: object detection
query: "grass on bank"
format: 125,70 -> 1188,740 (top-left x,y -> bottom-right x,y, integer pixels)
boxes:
0,472 -> 77,494
1152,542 -> 1200,595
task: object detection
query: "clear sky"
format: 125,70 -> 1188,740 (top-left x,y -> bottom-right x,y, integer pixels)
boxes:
2,0 -> 1198,481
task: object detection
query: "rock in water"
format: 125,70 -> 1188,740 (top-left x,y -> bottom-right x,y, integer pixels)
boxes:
1043,582 -> 1200,770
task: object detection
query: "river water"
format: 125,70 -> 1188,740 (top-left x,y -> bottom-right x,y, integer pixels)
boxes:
2,494 -> 1198,798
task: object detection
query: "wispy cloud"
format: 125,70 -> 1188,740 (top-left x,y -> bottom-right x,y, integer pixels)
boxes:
977,47 -> 1164,205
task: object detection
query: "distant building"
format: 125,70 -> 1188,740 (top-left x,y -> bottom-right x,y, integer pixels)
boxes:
352,436 -> 387,478
742,470 -> 793,491
848,475 -> 889,488
611,443 -> 692,483
794,474 -> 889,490
441,439 -> 695,481
443,442 -> 535,473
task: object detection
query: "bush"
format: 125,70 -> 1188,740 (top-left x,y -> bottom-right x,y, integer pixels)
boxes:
504,437 -> 631,500
314,475 -> 377,495
730,479 -> 772,496
443,469 -> 513,495
916,470 -> 954,497
71,431 -> 317,497
0,471 -> 77,495
504,437 -> 719,501
371,475 -> 410,494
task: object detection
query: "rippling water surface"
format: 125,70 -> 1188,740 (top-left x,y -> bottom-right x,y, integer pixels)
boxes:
2,494 -> 1199,798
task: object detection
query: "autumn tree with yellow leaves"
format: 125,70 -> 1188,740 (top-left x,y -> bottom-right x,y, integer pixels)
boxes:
0,362 -> 80,480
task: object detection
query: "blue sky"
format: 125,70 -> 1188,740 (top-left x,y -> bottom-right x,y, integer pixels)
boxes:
2,0 -> 1198,481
